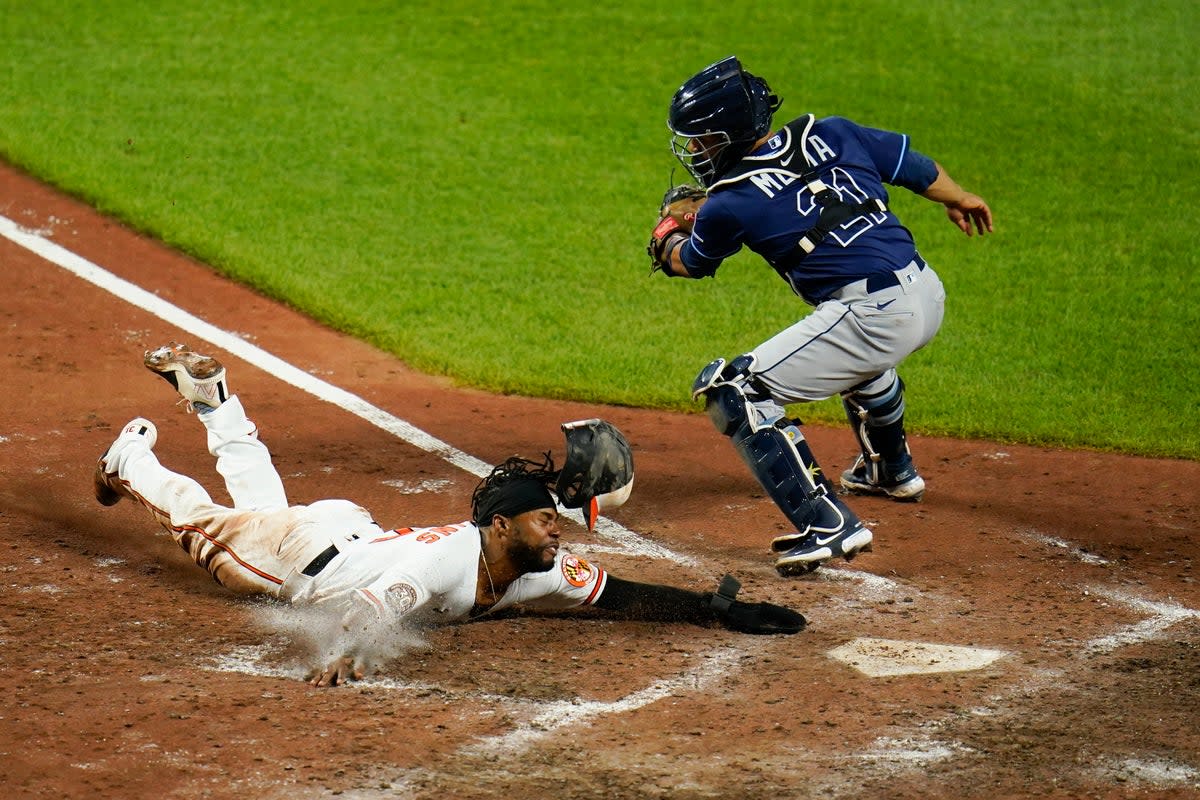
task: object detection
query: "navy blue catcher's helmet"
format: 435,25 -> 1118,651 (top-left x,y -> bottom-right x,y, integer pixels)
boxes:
668,56 -> 782,187
555,418 -> 634,531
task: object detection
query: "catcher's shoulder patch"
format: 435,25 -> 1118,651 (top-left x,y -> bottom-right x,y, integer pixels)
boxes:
560,554 -> 596,588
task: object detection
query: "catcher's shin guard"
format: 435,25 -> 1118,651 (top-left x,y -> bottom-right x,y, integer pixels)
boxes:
694,358 -> 865,555
842,371 -> 918,481
732,419 -> 865,552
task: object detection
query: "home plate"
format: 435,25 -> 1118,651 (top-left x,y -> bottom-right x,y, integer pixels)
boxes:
828,637 -> 1008,677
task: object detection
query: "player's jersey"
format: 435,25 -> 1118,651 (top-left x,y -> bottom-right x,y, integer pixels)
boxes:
296,521 -> 607,627
681,114 -> 928,305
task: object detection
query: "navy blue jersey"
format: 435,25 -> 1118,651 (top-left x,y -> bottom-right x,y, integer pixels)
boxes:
680,114 -> 937,304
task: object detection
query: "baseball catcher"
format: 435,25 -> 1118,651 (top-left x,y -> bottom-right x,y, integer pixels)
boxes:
94,343 -> 806,687
647,56 -> 992,576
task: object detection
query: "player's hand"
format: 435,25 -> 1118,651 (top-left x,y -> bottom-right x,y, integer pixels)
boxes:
945,193 -> 993,236
307,655 -> 364,687
717,600 -> 806,634
706,574 -> 805,634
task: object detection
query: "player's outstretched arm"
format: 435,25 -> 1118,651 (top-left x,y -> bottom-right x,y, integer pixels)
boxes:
593,575 -> 805,634
921,163 -> 993,237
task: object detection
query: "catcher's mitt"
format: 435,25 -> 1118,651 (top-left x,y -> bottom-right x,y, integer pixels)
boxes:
659,183 -> 707,227
647,183 -> 707,274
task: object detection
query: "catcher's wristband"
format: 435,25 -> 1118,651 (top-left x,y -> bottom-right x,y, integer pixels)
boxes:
656,233 -> 688,275
649,219 -> 688,275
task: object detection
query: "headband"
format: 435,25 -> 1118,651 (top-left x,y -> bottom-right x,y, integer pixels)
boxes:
473,479 -> 556,527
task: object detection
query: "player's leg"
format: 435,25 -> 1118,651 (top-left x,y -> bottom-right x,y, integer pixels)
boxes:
692,356 -> 872,576
92,418 -> 260,583
94,419 -> 232,534
832,264 -> 945,500
94,418 -> 324,595
751,265 -> 945,500
840,370 -> 925,501
138,344 -> 385,594
144,343 -> 287,512
198,396 -> 288,512
94,418 -> 164,508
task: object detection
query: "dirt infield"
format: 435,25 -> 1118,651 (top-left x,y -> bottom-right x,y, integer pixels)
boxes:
1,162 -> 1197,799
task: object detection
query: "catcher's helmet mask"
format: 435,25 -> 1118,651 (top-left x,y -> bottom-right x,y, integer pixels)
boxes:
668,56 -> 781,187
555,418 -> 635,530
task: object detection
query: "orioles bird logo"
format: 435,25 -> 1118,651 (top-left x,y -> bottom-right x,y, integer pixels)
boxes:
561,554 -> 594,588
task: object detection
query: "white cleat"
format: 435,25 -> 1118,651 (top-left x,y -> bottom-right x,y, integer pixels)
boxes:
144,342 -> 229,411
840,456 -> 926,502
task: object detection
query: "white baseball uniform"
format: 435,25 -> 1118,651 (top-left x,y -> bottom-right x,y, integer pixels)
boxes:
102,396 -> 608,628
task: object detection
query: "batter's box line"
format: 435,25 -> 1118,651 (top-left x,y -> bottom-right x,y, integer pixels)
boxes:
201,641 -> 745,728
461,645 -> 744,757
1082,585 -> 1200,655
1015,529 -> 1200,652
1019,528 -> 1110,565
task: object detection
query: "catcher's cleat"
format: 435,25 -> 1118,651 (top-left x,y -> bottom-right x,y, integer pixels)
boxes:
94,418 -> 158,506
839,455 -> 925,502
144,342 -> 229,412
773,523 -> 873,577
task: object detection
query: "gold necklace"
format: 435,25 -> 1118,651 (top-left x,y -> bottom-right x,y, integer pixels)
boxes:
480,551 -> 496,601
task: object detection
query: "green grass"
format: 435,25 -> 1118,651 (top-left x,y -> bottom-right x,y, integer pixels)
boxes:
1,1 -> 1196,458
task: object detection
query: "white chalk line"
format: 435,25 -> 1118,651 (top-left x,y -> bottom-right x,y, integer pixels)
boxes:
465,645 -> 743,755
1017,528 -> 1200,652
0,212 -> 692,567
204,640 -> 746,760
1090,756 -> 1200,789
1022,529 -> 1110,565
1083,585 -> 1200,654
374,647 -> 747,798
854,735 -> 976,766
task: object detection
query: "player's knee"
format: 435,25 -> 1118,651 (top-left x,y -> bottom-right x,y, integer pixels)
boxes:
692,354 -> 768,437
843,371 -> 905,424
704,383 -> 750,436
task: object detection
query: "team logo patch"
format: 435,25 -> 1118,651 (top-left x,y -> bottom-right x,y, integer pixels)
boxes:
385,582 -> 418,615
561,554 -> 594,588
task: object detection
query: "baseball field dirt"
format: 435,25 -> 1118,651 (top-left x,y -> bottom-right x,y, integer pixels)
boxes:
1,162 -> 1197,799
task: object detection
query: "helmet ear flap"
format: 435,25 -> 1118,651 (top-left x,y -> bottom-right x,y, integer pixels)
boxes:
555,419 -> 635,530
743,71 -> 782,137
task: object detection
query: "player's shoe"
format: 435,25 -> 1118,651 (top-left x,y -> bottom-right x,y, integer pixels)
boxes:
772,521 -> 873,577
144,342 -> 229,412
94,418 -> 158,506
839,455 -> 926,502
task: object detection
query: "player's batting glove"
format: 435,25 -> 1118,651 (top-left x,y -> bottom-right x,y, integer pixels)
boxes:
707,574 -> 806,635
